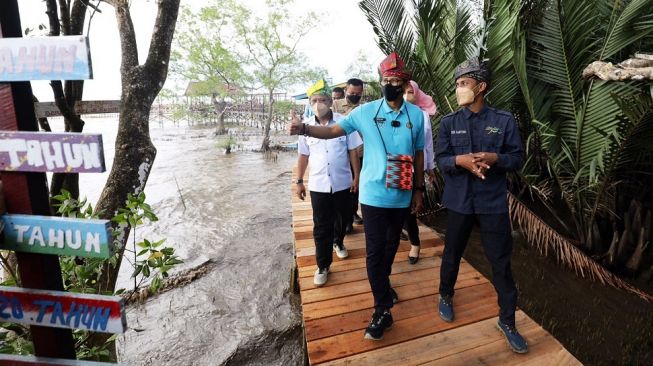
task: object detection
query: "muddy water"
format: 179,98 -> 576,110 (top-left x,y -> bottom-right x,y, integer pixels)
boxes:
49,117 -> 304,365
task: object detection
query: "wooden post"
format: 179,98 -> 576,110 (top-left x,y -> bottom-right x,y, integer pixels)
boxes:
0,0 -> 76,359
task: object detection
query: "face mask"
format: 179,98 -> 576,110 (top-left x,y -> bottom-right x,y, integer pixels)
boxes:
404,91 -> 415,104
455,84 -> 480,106
311,102 -> 330,118
383,84 -> 404,101
346,94 -> 361,105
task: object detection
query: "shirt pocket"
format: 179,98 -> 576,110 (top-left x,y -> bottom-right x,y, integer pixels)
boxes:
481,135 -> 502,153
307,137 -> 320,146
451,136 -> 469,155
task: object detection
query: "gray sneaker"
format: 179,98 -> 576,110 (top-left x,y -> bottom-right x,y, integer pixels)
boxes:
334,243 -> 349,259
313,267 -> 328,287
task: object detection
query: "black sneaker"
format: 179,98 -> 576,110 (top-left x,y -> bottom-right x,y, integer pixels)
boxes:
364,309 -> 393,340
353,213 -> 363,225
390,287 -> 399,304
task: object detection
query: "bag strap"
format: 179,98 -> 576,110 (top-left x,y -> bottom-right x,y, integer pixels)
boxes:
372,102 -> 389,155
372,101 -> 416,156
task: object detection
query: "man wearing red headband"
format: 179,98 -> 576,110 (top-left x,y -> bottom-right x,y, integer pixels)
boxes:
289,53 -> 425,340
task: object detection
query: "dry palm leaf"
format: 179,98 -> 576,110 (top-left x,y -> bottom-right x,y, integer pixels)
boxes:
508,193 -> 653,302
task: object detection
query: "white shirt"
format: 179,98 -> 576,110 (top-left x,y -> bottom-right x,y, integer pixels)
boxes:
298,113 -> 363,193
423,110 -> 435,171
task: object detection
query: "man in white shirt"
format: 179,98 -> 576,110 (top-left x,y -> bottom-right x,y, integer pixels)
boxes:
295,79 -> 362,286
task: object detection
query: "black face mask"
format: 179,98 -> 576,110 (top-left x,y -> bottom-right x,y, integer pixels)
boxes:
346,94 -> 362,105
383,84 -> 404,101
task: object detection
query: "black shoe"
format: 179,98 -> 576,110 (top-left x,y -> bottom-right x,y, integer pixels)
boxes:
353,213 -> 363,225
390,287 -> 399,304
408,244 -> 420,265
345,223 -> 353,234
364,309 -> 393,340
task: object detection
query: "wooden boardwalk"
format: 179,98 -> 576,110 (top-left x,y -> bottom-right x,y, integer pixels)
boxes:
291,176 -> 582,365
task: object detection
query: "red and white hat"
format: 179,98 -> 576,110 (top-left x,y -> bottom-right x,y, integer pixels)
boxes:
379,52 -> 411,80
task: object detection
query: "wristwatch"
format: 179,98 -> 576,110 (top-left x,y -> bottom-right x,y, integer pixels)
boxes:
295,179 -> 304,184
414,185 -> 425,192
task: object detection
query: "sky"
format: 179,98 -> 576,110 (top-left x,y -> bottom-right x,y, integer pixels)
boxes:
16,0 -> 385,102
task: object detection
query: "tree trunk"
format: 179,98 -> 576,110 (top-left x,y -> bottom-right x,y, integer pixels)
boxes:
44,0 -> 88,202
260,89 -> 274,151
95,0 -> 180,295
213,93 -> 227,134
85,1 -> 179,357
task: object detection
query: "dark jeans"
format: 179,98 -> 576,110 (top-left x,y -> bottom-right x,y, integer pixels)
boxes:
403,213 -> 420,246
311,189 -> 352,270
361,204 -> 410,311
439,210 -> 518,326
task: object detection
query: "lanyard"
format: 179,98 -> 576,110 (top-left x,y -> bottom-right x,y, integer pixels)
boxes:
372,101 -> 415,156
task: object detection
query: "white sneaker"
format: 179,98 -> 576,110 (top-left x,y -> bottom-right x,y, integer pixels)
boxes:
334,243 -> 349,259
314,267 -> 329,287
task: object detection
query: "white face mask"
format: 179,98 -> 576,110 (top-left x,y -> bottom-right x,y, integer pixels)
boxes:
311,102 -> 331,118
455,84 -> 481,106
404,91 -> 416,104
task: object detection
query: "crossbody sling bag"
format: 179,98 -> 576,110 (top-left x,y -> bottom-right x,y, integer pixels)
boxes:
372,103 -> 416,190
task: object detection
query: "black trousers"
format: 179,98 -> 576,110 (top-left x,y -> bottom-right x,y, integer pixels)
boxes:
403,213 -> 420,246
362,204 -> 410,311
349,157 -> 363,223
310,189 -> 352,270
439,210 -> 518,327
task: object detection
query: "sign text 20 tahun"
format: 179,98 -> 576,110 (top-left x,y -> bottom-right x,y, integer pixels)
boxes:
0,287 -> 126,333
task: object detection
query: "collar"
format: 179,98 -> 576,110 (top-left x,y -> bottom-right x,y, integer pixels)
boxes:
381,99 -> 406,115
462,105 -> 489,119
312,115 -> 336,126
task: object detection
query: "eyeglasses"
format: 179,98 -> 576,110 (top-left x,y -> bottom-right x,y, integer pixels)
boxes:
380,78 -> 404,86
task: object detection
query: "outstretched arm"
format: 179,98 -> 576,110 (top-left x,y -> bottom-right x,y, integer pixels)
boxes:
288,109 -> 346,139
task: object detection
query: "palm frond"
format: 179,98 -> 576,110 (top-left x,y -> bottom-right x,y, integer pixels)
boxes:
483,0 -> 522,110
577,81 -> 641,169
527,3 -> 580,152
359,0 -> 416,61
600,0 -> 653,60
509,193 -> 653,302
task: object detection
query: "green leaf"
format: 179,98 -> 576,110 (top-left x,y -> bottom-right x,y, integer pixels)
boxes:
131,266 -> 143,278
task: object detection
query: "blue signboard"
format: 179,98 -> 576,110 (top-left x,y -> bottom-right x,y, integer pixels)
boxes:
0,35 -> 93,81
0,214 -> 113,258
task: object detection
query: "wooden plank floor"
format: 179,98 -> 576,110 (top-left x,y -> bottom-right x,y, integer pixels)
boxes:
290,175 -> 581,365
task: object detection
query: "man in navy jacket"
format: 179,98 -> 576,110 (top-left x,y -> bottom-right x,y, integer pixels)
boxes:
435,58 -> 528,354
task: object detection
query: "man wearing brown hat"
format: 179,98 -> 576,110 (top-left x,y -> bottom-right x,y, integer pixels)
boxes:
435,58 -> 527,353
289,53 -> 425,341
